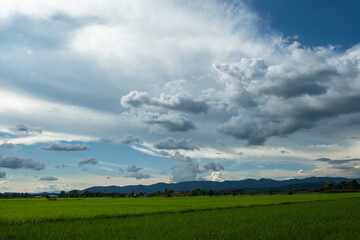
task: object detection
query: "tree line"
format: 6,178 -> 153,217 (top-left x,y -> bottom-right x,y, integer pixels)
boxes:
1,180 -> 359,198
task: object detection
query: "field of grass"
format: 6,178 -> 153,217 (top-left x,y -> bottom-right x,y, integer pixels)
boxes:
1,193 -> 360,239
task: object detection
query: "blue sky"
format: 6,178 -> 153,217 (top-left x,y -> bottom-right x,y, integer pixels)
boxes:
1,0 -> 360,192
250,0 -> 360,48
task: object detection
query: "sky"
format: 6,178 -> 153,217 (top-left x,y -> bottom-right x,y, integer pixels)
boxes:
1,0 -> 360,193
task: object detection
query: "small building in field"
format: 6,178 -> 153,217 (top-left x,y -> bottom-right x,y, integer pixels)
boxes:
172,192 -> 182,197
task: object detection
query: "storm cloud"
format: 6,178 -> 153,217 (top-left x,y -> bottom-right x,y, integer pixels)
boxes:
40,143 -> 91,152
0,155 -> 45,170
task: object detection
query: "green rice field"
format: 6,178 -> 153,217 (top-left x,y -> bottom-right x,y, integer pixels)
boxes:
1,193 -> 360,239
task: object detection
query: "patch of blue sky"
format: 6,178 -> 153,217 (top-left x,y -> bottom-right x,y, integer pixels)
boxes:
249,0 -> 360,48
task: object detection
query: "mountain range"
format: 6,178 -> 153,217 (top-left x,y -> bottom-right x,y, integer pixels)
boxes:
81,177 -> 358,194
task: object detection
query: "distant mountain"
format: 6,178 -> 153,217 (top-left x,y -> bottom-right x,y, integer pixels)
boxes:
81,177 -> 356,194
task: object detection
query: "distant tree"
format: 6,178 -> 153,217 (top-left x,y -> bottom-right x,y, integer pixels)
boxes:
266,189 -> 274,195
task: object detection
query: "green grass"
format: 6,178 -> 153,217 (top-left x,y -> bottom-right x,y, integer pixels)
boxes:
1,193 -> 360,239
1,193 -> 359,223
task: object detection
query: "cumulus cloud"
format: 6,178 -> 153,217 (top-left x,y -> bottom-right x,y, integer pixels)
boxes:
0,155 -> 45,170
202,161 -> 224,171
125,172 -> 151,179
0,171 -> 6,178
216,45 -> 360,145
297,169 -> 305,175
171,153 -> 202,182
39,176 -> 58,181
40,143 -> 91,152
208,171 -> 224,182
124,164 -> 151,179
120,135 -> 143,145
145,113 -> 196,132
14,124 -> 42,134
0,142 -> 19,151
121,91 -> 209,114
78,157 -> 98,166
126,165 -> 142,172
154,137 -> 200,151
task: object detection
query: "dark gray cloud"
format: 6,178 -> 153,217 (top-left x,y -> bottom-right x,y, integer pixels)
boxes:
14,124 -> 42,134
120,135 -> 143,145
55,164 -> 67,168
0,171 -> 6,178
0,155 -> 45,170
171,153 -> 202,182
126,165 -> 142,172
40,143 -> 90,152
315,158 -> 360,165
121,91 -> 209,114
158,151 -> 171,157
78,157 -> 98,167
215,58 -> 336,100
0,142 -> 19,151
262,69 -> 336,98
154,137 -> 200,151
125,172 -> 151,179
202,162 -> 224,171
218,116 -> 298,145
39,176 -> 58,181
119,168 -> 124,172
146,113 -> 196,132
218,95 -> 360,145
125,164 -> 150,179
